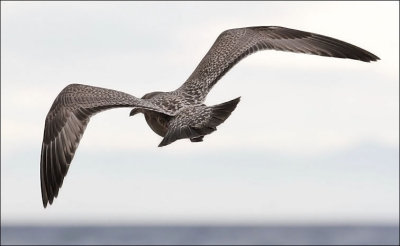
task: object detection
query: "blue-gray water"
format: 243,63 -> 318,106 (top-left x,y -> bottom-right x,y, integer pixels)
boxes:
1,225 -> 398,245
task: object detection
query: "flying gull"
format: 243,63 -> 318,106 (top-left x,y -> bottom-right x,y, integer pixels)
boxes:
40,26 -> 379,207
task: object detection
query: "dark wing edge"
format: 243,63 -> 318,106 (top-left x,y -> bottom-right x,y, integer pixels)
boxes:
40,83 -> 168,208
259,26 -> 380,62
40,107 -> 91,208
177,26 -> 379,100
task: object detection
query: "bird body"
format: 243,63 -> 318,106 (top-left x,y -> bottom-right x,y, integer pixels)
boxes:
40,26 -> 379,207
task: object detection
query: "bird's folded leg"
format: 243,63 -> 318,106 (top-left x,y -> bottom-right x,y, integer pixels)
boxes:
190,136 -> 204,142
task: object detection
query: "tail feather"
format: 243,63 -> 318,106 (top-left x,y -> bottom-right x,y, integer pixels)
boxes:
158,97 -> 240,147
208,97 -> 241,127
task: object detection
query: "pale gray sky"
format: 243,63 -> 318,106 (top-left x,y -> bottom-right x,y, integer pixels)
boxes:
1,1 -> 398,225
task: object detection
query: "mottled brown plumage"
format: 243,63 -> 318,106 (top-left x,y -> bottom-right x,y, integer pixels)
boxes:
40,26 -> 379,207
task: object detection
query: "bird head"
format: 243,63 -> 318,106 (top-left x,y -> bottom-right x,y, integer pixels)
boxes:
129,108 -> 142,116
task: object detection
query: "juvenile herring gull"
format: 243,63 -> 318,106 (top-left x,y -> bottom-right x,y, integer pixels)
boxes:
40,26 -> 379,207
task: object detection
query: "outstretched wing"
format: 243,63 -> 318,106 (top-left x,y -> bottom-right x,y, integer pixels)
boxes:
177,26 -> 380,102
40,84 -> 169,208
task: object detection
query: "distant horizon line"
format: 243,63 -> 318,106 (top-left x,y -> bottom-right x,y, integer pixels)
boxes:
2,221 -> 399,228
